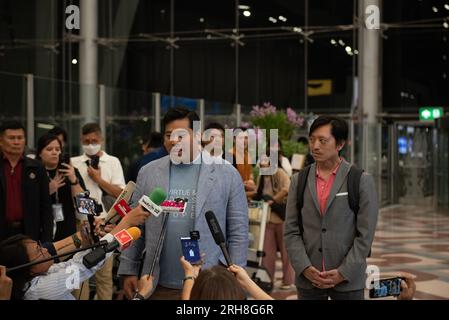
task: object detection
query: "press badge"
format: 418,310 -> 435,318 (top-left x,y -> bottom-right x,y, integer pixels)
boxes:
52,203 -> 64,222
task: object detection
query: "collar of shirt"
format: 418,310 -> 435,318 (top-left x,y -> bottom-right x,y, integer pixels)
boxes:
316,158 -> 342,179
2,154 -> 24,166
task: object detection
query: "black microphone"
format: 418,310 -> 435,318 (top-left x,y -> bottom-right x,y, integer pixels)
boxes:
6,240 -> 108,273
205,210 -> 233,267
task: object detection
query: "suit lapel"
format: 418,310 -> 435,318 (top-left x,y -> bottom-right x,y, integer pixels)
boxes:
195,163 -> 216,220
323,160 -> 351,214
307,163 -> 321,215
154,157 -> 170,195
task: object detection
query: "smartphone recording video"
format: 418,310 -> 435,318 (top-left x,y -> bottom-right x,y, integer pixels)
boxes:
369,277 -> 403,298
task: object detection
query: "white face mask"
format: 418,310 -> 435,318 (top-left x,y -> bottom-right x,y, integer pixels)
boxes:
82,144 -> 101,156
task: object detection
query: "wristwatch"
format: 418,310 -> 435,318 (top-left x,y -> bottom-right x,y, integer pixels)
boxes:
132,292 -> 146,300
183,276 -> 195,283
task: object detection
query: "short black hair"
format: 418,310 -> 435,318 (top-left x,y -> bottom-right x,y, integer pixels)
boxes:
162,107 -> 200,132
204,122 -> 225,132
81,123 -> 102,136
0,121 -> 25,135
36,133 -> 62,160
309,116 -> 348,145
0,234 -> 33,300
143,131 -> 163,149
48,126 -> 68,143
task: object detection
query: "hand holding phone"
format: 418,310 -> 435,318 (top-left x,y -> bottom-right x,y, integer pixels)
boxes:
58,153 -> 71,169
181,237 -> 201,264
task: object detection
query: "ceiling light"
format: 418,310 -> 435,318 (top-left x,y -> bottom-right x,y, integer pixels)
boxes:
243,10 -> 251,17
278,16 -> 287,22
432,6 -> 439,13
330,39 -> 337,45
71,58 -> 77,65
338,39 -> 345,46
238,5 -> 250,10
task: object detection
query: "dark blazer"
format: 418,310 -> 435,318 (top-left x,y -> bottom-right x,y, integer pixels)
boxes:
0,156 -> 53,242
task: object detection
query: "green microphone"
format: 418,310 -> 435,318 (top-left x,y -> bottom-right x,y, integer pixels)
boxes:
138,187 -> 167,217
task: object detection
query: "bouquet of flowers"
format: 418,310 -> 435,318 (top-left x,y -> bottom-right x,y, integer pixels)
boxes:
250,102 -> 306,158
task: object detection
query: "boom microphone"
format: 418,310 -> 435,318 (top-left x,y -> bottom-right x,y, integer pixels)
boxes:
6,240 -> 108,274
205,210 -> 233,267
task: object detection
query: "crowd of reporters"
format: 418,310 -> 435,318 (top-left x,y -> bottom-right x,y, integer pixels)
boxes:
0,109 -> 417,301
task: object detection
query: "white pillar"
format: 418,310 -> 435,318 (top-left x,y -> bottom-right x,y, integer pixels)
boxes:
80,0 -> 98,123
359,0 -> 381,124
359,0 -> 381,175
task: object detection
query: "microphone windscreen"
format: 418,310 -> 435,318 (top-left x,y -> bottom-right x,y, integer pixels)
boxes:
149,187 -> 167,206
205,211 -> 225,245
127,227 -> 142,241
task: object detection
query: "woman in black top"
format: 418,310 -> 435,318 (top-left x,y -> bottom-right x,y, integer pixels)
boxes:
36,133 -> 86,241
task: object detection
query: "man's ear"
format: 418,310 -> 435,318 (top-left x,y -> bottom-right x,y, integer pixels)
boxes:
337,140 -> 346,151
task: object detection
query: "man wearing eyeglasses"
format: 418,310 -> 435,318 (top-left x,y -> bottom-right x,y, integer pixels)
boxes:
284,116 -> 379,300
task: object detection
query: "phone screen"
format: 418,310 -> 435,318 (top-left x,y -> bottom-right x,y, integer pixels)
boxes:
75,197 -> 97,215
181,237 -> 201,264
369,277 -> 403,298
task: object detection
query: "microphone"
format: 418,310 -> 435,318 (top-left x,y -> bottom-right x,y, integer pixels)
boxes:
83,227 -> 142,268
205,210 -> 233,267
6,240 -> 109,274
104,181 -> 136,225
138,187 -> 167,217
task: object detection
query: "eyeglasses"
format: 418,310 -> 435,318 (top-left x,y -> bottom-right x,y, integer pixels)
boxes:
27,240 -> 46,262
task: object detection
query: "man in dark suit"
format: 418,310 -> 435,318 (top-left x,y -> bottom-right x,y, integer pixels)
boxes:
0,121 -> 53,242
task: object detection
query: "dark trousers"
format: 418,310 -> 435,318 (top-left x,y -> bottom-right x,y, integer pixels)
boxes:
298,287 -> 365,300
149,285 -> 182,300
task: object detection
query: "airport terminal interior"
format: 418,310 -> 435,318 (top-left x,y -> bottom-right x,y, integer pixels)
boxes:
0,0 -> 449,300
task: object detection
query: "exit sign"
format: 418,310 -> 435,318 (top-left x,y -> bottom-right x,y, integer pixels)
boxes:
419,107 -> 444,121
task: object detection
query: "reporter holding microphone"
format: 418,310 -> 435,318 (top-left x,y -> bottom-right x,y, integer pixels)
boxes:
0,205 -> 149,300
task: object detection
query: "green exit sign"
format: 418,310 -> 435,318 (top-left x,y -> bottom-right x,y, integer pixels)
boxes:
419,107 -> 444,121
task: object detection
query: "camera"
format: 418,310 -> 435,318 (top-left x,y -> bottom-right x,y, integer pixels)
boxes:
74,191 -> 103,216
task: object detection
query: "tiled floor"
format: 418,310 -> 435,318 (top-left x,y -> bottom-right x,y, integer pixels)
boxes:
269,205 -> 449,300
